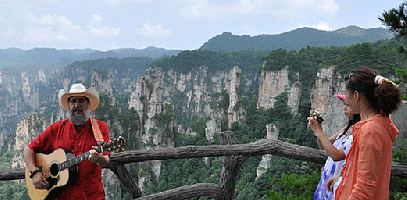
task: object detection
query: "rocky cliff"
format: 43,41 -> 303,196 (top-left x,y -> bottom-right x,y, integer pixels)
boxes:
256,65 -> 348,137
310,66 -> 348,138
129,65 -> 255,136
11,112 -> 47,169
257,65 -> 301,114
128,65 -> 252,189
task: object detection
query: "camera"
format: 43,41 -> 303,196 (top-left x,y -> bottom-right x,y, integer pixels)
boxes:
310,110 -> 324,123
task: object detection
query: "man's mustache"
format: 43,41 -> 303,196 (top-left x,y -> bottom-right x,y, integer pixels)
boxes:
71,108 -> 83,113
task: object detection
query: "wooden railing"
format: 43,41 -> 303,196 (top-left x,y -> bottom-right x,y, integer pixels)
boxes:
1,131 -> 406,199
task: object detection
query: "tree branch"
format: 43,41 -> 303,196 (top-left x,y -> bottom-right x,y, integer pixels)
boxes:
108,162 -> 143,198
110,139 -> 328,164
0,169 -> 25,180
134,183 -> 223,200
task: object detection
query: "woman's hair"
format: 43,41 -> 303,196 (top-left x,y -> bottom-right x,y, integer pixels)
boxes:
340,114 -> 361,138
345,68 -> 402,116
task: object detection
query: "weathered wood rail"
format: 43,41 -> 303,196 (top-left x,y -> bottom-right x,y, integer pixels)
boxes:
1,131 -> 406,199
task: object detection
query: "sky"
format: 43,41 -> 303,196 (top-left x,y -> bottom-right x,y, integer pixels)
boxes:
0,0 -> 404,51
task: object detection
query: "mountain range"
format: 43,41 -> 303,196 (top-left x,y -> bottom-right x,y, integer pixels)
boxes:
0,26 -> 394,68
0,46 -> 181,68
200,25 -> 394,51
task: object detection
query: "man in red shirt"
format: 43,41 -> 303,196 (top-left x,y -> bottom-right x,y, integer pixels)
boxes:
24,83 -> 111,200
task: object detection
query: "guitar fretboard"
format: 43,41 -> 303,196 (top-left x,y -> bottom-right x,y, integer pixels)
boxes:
57,147 -> 102,171
52,137 -> 124,172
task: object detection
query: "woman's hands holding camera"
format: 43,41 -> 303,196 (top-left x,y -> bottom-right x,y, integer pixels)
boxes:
308,111 -> 324,136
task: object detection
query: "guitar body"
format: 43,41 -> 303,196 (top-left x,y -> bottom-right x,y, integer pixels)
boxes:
25,148 -> 78,200
25,136 -> 125,199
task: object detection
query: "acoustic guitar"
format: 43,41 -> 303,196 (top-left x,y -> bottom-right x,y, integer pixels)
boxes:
25,136 -> 126,200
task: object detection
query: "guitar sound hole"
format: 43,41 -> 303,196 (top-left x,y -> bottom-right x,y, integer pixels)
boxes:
50,164 -> 59,176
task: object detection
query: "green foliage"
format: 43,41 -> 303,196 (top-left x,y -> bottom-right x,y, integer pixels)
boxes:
263,41 -> 407,79
396,68 -> 407,82
153,104 -> 175,128
67,57 -> 153,72
396,68 -> 407,99
174,118 -> 211,147
144,158 -> 214,196
393,139 -> 407,163
236,156 -> 321,200
149,50 -> 269,74
390,139 -> 407,199
0,181 -> 29,200
0,151 -> 13,170
397,45 -> 406,54
389,176 -> 407,200
233,106 -> 268,143
265,171 -> 320,200
380,2 -> 407,37
230,91 -> 317,147
217,89 -> 229,112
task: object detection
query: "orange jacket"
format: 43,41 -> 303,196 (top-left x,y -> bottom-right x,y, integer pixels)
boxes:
335,114 -> 398,200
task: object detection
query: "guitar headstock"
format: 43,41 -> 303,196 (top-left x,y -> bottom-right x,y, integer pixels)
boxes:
102,136 -> 126,153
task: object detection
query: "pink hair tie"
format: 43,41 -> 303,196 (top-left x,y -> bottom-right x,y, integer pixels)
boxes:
335,93 -> 346,102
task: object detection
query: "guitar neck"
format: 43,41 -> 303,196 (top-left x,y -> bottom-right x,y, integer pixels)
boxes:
57,147 -> 102,171
55,136 -> 125,172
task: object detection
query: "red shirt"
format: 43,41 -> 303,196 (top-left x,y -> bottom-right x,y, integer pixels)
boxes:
29,118 -> 110,200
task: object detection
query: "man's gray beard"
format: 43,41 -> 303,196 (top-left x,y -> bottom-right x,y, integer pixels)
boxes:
67,108 -> 90,126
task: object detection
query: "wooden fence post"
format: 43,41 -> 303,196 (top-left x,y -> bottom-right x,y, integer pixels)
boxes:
108,162 -> 143,198
219,131 -> 249,200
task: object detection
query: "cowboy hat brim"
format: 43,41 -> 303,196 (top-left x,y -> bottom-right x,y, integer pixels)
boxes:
58,88 -> 100,113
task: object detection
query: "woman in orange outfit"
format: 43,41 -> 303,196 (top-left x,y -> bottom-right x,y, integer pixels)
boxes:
331,68 -> 402,199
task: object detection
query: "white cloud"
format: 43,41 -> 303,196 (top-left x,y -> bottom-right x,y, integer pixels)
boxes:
0,14 -> 7,25
88,14 -> 121,37
237,24 -> 263,36
91,14 -> 104,24
103,0 -> 152,6
91,26 -> 121,37
22,26 -> 80,43
136,23 -> 171,37
312,21 -> 332,31
22,14 -> 84,43
5,25 -> 15,37
0,14 -> 12,38
299,21 -> 332,31
181,0 -> 211,18
21,14 -> 120,44
181,0 -> 339,17
319,0 -> 339,15
28,14 -> 74,26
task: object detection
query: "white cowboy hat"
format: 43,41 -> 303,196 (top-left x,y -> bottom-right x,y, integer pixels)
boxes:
58,83 -> 100,113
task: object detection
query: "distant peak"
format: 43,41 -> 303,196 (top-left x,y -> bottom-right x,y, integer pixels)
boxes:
343,25 -> 363,29
144,46 -> 167,51
333,25 -> 366,36
145,46 -> 157,49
